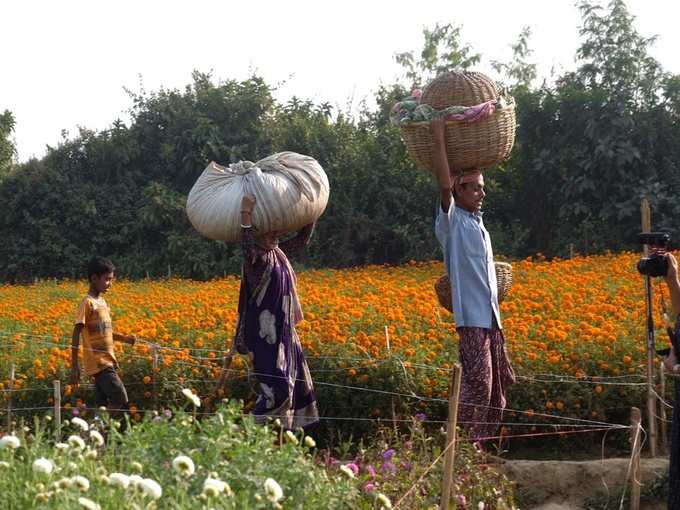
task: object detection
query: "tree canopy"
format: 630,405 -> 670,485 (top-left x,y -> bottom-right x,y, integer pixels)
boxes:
1,0 -> 679,281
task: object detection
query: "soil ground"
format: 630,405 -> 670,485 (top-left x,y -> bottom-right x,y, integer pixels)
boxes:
500,457 -> 668,509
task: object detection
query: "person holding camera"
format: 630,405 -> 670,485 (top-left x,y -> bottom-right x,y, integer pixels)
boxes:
429,118 -> 515,445
661,252 -> 680,507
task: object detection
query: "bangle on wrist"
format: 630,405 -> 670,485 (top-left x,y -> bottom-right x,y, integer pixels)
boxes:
241,224 -> 252,229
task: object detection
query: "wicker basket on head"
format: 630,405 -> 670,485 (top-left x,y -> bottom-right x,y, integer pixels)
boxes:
434,261 -> 513,313
400,71 -> 516,173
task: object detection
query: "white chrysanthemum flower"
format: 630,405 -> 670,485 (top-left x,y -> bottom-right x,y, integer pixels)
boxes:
71,417 -> 89,432
130,461 -> 143,473
55,442 -> 69,452
202,478 -> 223,498
477,502 -> 485,510
139,478 -> 162,499
84,448 -> 98,460
78,496 -> 101,510
0,435 -> 21,449
32,458 -> 54,475
172,455 -> 195,477
202,477 -> 232,497
284,430 -> 298,444
223,481 -> 234,497
89,430 -> 104,447
108,473 -> 130,489
0,461 -> 10,469
129,474 -> 144,489
339,464 -> 355,478
181,388 -> 201,408
67,435 -> 85,450
71,475 -> 90,492
35,492 -> 50,503
304,436 -> 316,448
56,477 -> 71,489
377,493 -> 392,509
264,478 -> 283,503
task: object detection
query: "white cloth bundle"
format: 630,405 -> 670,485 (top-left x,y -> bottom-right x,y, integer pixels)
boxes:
186,151 -> 330,241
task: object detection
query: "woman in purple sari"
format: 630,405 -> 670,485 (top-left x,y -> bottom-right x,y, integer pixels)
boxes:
224,194 -> 319,430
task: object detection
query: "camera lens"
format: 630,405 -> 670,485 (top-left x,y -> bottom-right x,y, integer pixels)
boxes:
637,255 -> 668,277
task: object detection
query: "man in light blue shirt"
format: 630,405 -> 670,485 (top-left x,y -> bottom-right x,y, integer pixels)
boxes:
430,118 -> 515,444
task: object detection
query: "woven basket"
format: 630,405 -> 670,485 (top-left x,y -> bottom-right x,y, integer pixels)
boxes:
434,262 -> 513,313
401,71 -> 516,173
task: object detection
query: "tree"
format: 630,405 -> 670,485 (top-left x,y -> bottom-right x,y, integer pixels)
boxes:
395,23 -> 481,89
0,110 -> 16,179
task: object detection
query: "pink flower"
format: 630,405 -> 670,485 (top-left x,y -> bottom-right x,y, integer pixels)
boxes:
411,89 -> 423,99
456,494 -> 467,507
345,463 -> 359,475
366,465 -> 376,478
364,482 -> 376,492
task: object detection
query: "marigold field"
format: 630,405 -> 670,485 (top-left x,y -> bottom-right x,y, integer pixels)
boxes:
0,252 -> 669,436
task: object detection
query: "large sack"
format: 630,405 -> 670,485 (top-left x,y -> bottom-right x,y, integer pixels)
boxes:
186,151 -> 329,242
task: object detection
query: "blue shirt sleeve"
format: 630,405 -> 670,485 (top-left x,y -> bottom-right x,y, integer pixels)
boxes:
435,203 -> 455,248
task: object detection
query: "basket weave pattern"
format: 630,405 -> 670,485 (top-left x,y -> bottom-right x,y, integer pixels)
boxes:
401,71 -> 516,173
434,262 -> 513,313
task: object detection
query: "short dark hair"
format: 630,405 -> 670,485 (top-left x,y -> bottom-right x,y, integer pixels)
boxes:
87,256 -> 115,280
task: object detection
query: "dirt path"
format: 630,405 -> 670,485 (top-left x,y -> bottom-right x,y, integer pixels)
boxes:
500,457 -> 668,509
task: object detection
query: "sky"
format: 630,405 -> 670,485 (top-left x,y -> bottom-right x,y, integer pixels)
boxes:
3,0 -> 679,162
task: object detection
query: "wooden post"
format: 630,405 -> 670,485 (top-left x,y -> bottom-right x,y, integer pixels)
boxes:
641,198 -> 658,456
629,407 -> 642,510
6,364 -> 15,433
440,363 -> 462,510
659,360 -> 668,453
569,243 -> 574,259
384,326 -> 391,354
152,344 -> 159,410
53,380 -> 61,439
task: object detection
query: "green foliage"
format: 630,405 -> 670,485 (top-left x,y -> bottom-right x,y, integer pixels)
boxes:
0,399 -> 516,509
2,1 -> 680,278
0,109 -> 16,180
395,23 -> 481,88
0,402 -> 364,509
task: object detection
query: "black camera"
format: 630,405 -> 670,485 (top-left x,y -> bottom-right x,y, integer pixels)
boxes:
637,232 -> 671,277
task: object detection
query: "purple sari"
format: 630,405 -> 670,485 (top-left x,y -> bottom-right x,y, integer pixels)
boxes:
233,224 -> 319,430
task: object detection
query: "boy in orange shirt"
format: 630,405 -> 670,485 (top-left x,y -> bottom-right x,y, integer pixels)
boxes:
70,256 -> 136,414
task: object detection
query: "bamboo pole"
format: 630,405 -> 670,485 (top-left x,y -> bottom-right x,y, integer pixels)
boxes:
6,364 -> 15,433
629,407 -> 642,510
641,198 -> 658,456
53,380 -> 61,439
659,360 -> 668,453
439,363 -> 462,510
